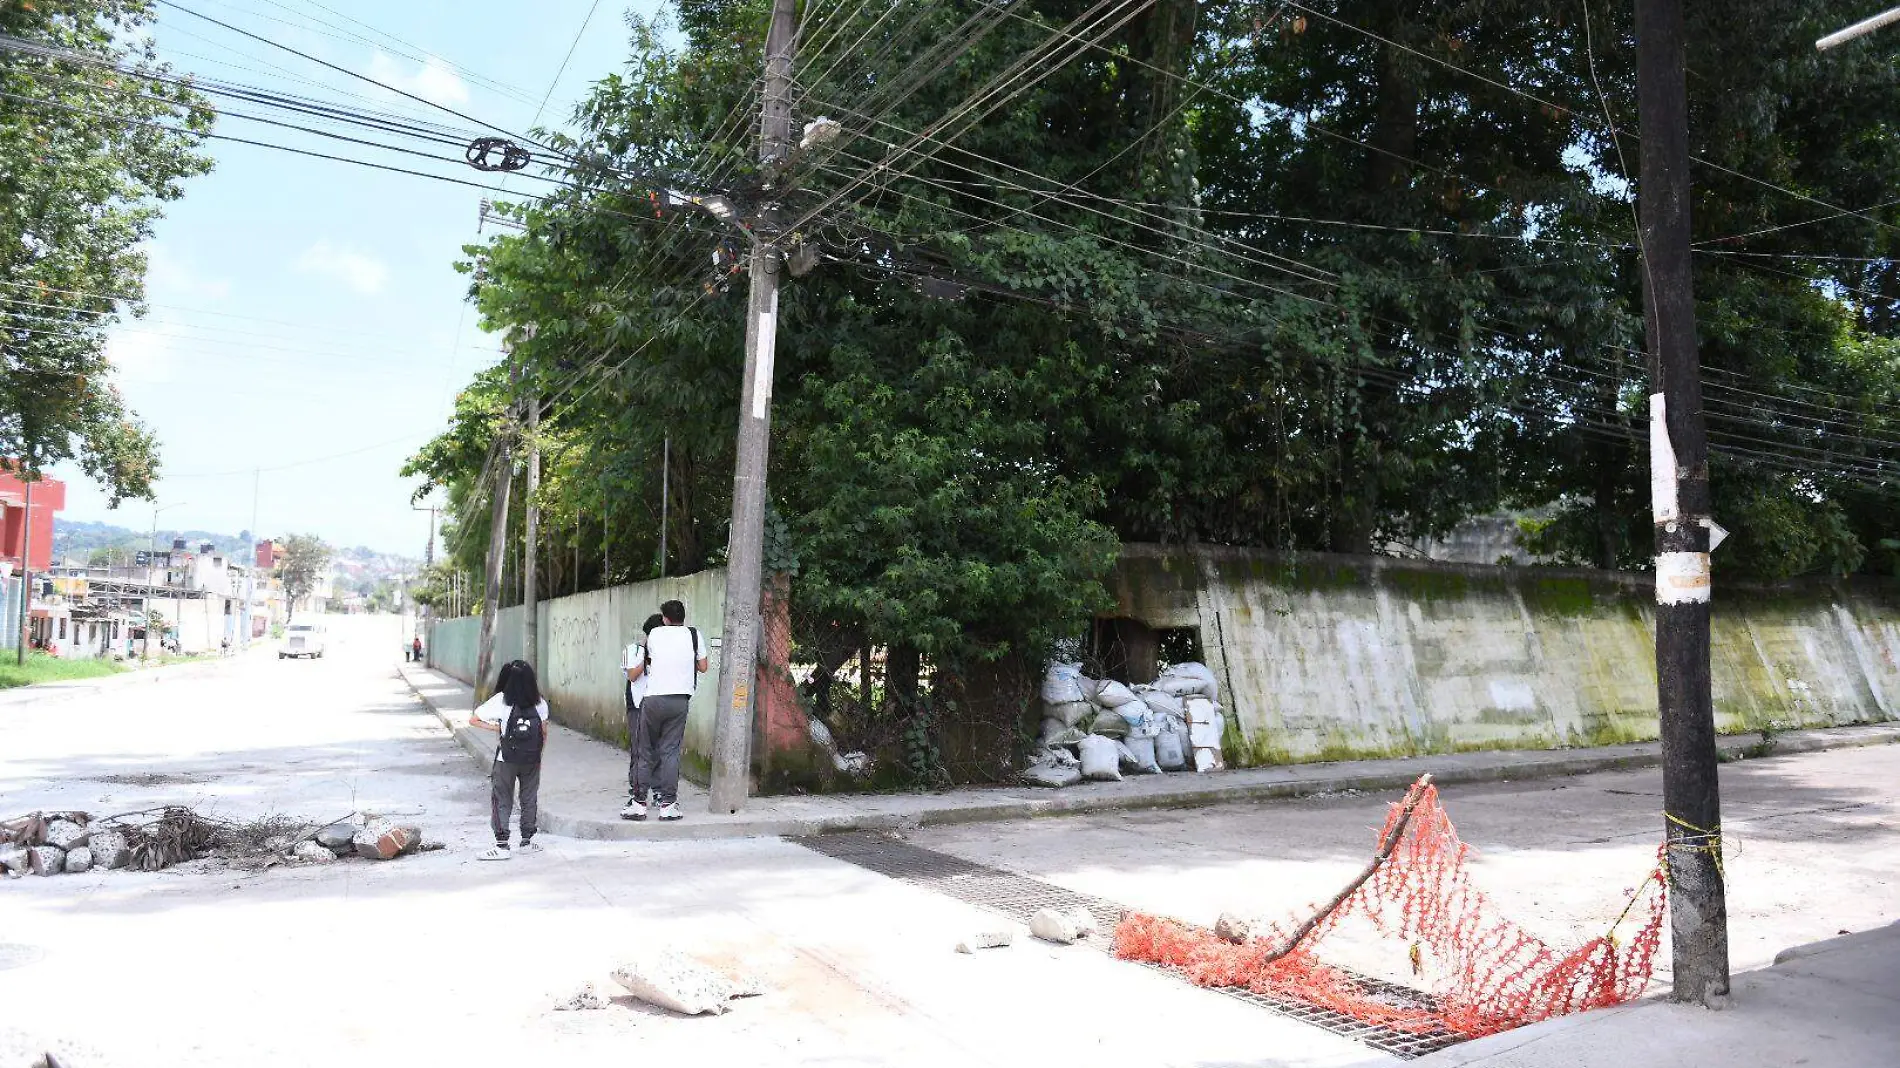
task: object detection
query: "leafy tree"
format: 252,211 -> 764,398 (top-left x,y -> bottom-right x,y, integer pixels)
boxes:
0,0 -> 213,501
277,535 -> 331,621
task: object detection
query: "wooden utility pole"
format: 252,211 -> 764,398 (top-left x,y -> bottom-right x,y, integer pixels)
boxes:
709,0 -> 798,815
523,388 -> 540,668
1636,0 -> 1728,1006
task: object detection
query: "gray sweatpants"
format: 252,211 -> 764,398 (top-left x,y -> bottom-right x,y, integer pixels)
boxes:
490,758 -> 540,843
641,694 -> 691,806
626,687 -> 650,797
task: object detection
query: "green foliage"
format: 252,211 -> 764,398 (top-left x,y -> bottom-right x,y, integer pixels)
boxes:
0,0 -> 213,502
0,652 -> 124,690
277,534 -> 331,620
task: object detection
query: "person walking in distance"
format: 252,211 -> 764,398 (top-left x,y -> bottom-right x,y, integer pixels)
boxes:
471,659 -> 549,858
624,599 -> 707,821
620,612 -> 665,820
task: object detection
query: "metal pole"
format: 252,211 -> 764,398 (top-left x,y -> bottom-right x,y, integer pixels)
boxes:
1636,0 -> 1728,1007
1817,4 -> 1900,49
709,0 -> 798,815
659,434 -> 670,578
16,474 -> 31,665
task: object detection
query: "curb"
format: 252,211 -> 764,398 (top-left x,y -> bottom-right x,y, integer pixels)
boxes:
395,667 -> 1900,842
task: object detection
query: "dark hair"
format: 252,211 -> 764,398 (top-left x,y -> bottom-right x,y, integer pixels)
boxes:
501,659 -> 541,711
491,661 -> 517,698
642,613 -> 665,634
660,599 -> 685,624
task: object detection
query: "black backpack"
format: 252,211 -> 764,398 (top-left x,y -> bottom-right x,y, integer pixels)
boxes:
644,626 -> 701,691
498,704 -> 544,764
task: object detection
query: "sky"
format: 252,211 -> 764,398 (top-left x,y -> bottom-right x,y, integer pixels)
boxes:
48,0 -> 665,555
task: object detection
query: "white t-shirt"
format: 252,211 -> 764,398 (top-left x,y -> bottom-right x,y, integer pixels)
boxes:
643,624 -> 708,697
622,639 -> 649,706
474,694 -> 549,762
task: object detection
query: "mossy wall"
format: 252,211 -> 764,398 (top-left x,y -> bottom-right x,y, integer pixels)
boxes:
428,567 -> 728,785
1108,546 -> 1900,766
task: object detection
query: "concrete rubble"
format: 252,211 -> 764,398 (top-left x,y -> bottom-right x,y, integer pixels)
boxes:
0,809 -> 436,879
1029,907 -> 1097,945
552,983 -> 607,1011
1214,912 -> 1255,944
610,949 -> 770,1016
955,929 -> 1016,953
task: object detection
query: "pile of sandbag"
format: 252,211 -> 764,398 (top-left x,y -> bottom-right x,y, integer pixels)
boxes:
1021,659 -> 1227,787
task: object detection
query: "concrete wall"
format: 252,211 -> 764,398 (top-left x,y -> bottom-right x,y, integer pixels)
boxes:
428,568 -> 728,783
1106,545 -> 1900,766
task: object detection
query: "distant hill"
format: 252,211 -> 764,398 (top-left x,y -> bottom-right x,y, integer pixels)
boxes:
52,520 -> 421,590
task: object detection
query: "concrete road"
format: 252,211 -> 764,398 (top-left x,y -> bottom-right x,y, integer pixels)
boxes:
1,616 -> 1895,1068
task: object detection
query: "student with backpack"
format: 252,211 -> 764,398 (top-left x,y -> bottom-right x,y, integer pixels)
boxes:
620,613 -> 665,820
470,659 -> 549,859
621,599 -> 707,821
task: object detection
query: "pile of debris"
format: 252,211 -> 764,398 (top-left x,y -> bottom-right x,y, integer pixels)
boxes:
0,809 -> 437,878
1023,660 -> 1228,788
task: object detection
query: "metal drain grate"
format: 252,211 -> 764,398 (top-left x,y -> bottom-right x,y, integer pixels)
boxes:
797,832 -> 1463,1060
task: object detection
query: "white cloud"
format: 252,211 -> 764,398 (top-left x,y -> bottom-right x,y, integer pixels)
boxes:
294,241 -> 391,296
367,52 -> 469,107
145,245 -> 232,302
105,327 -> 175,380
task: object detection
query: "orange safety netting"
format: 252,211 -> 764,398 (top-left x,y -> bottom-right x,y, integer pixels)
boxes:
1113,777 -> 1667,1039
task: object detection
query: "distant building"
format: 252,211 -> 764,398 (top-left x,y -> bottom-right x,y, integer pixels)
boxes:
0,467 -> 66,654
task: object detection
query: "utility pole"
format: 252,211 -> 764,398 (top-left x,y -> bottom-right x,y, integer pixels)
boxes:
1636,0 -> 1728,1007
709,0 -> 798,816
658,434 -> 670,578
523,387 -> 540,668
474,428 -> 516,702
16,472 -> 31,665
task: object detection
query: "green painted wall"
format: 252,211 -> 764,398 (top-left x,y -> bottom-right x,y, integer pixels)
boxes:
1108,546 -> 1900,766
427,568 -> 728,783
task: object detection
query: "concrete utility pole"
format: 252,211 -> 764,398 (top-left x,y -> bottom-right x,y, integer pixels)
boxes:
1636,0 -> 1729,1006
709,0 -> 798,816
523,388 -> 540,668
16,473 -> 31,665
474,429 -> 515,702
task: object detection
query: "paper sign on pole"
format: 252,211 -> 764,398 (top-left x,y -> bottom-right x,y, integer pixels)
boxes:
1650,393 -> 1678,524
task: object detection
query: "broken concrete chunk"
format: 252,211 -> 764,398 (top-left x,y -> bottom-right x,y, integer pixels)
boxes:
611,949 -> 737,1016
0,846 -> 28,874
314,822 -> 358,850
1030,907 -> 1096,945
1214,912 -> 1254,945
291,840 -> 337,864
28,846 -> 66,876
43,819 -> 90,851
63,848 -> 93,874
553,983 -> 607,1011
86,830 -> 128,871
352,824 -> 421,861
955,929 -> 1015,954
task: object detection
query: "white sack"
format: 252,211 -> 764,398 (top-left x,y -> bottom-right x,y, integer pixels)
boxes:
1041,661 -> 1087,705
1136,686 -> 1184,719
1161,661 -> 1220,701
1094,680 -> 1141,708
1078,735 -> 1123,781
1120,734 -> 1160,774
1046,700 -> 1093,727
1153,729 -> 1187,771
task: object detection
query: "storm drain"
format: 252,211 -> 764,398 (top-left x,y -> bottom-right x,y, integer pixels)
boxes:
796,832 -> 1462,1060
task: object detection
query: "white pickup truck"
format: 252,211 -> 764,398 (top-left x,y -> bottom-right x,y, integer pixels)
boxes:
281,622 -> 327,660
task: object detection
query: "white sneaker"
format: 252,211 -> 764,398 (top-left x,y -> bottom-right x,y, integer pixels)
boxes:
478,845 -> 511,861
515,840 -> 543,855
657,802 -> 683,822
620,799 -> 647,821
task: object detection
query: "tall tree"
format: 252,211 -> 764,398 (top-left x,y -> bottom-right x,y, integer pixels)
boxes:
278,535 -> 332,621
0,0 -> 213,499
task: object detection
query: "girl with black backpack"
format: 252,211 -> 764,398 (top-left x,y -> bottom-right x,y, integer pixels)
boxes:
470,660 -> 549,860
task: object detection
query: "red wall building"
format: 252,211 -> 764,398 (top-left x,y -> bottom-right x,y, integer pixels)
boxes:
0,467 -> 65,573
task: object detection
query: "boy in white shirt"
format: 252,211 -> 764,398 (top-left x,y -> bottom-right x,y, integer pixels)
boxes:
620,613 -> 664,820
622,599 -> 708,821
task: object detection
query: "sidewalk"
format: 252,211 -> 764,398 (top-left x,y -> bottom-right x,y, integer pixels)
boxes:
1420,922 -> 1900,1066
397,662 -> 1900,841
